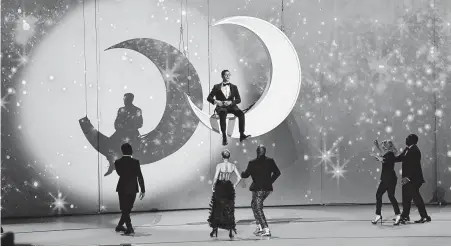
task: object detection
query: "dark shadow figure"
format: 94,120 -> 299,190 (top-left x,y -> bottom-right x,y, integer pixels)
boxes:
80,93 -> 143,176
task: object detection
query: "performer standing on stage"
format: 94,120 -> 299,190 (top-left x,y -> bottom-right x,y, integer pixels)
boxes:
371,140 -> 401,225
208,150 -> 242,239
241,145 -> 281,237
115,143 -> 146,235
207,70 -> 250,146
390,134 -> 431,225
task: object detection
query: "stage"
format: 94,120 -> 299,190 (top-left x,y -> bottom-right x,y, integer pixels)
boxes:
2,205 -> 451,245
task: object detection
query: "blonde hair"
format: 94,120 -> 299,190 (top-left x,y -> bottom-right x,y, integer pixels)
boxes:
381,140 -> 397,154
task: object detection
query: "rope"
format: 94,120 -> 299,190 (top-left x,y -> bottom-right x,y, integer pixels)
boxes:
178,0 -> 190,95
207,0 -> 212,179
185,0 -> 190,96
82,0 -> 88,116
94,0 -> 102,214
280,0 -> 285,32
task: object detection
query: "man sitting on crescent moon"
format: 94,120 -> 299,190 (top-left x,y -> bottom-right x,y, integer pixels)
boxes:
207,70 -> 250,146
109,93 -> 143,152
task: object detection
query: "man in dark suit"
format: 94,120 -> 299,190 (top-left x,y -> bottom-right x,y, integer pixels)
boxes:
115,143 -> 145,235
392,134 -> 431,225
207,70 -> 250,146
241,145 -> 281,237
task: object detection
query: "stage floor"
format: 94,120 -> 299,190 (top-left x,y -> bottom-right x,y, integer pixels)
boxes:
2,205 -> 451,245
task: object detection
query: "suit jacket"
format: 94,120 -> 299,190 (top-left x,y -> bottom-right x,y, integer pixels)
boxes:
207,83 -> 241,109
115,156 -> 146,194
241,156 -> 281,191
394,145 -> 425,184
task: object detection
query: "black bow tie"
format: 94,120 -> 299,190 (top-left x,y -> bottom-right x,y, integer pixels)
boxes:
222,83 -> 230,86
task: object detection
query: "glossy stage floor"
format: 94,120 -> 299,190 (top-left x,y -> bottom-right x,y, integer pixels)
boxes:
2,205 -> 451,245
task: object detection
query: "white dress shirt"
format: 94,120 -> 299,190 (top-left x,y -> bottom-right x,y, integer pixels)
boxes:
221,83 -> 230,98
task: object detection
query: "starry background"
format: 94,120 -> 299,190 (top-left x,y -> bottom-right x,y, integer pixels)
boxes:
2,0 -> 451,218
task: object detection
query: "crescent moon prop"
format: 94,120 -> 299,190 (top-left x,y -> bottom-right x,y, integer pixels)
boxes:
79,38 -> 203,176
185,16 -> 301,138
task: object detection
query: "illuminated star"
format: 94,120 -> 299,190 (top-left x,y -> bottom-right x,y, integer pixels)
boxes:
1,95 -> 9,110
161,58 -> 181,87
327,159 -> 349,185
49,191 -> 68,214
314,134 -> 343,168
12,50 -> 29,67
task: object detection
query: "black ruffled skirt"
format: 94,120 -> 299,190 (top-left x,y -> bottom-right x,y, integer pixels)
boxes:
207,180 -> 236,230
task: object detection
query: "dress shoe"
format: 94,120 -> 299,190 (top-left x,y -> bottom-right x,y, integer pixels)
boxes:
115,225 -> 127,232
414,216 -> 431,223
222,138 -> 228,146
239,134 -> 250,142
124,227 -> 135,235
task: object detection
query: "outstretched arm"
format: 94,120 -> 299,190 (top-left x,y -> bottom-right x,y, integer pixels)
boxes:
373,140 -> 382,154
233,165 -> 242,188
241,162 -> 252,178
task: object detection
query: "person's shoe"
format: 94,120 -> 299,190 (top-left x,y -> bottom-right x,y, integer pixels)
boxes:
222,136 -> 228,146
414,216 -> 431,223
124,227 -> 135,235
115,225 -> 127,232
258,228 -> 271,237
393,215 -> 402,226
1,232 -> 15,246
371,215 -> 382,225
240,134 -> 250,142
253,225 -> 263,236
209,228 -> 218,238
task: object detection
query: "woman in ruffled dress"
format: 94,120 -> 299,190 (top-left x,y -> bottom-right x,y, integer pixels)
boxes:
208,150 -> 242,238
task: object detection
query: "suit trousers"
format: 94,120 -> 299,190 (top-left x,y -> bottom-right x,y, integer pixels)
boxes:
401,181 -> 428,218
216,106 -> 245,136
118,192 -> 137,227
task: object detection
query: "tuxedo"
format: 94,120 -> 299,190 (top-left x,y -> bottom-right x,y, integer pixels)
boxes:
394,145 -> 428,219
207,82 -> 246,138
115,156 -> 145,227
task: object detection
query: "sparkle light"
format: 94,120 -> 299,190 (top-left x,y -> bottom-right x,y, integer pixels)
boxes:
49,191 -> 68,214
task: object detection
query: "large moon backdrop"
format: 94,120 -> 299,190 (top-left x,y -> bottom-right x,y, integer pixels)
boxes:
2,0 -> 451,217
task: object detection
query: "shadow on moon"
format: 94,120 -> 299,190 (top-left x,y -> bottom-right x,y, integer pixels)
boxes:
79,38 -> 203,176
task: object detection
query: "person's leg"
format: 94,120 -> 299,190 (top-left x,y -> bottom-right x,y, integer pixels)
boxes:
228,106 -> 249,141
257,191 -> 271,229
116,193 -> 127,232
228,106 -> 244,133
375,181 -> 386,216
124,193 -> 137,234
401,182 -> 413,219
251,191 -> 262,234
386,180 -> 401,215
217,108 -> 228,144
412,183 -> 429,219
